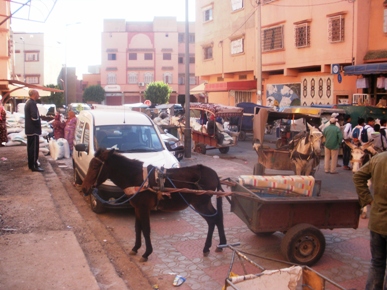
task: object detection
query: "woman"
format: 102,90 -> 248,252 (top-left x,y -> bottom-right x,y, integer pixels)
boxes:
52,112 -> 65,139
0,97 -> 8,146
64,111 -> 77,155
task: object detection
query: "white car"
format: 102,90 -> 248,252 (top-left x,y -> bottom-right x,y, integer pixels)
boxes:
73,109 -> 180,213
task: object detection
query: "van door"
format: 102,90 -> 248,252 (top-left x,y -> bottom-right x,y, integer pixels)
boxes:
74,119 -> 93,179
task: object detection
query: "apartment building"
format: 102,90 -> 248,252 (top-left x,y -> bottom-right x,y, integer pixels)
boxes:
101,17 -> 197,105
195,0 -> 387,108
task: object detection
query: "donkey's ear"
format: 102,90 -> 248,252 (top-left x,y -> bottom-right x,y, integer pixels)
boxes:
109,148 -> 116,156
307,123 -> 312,130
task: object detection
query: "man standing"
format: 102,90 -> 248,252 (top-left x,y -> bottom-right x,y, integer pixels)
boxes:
353,152 -> 387,289
342,114 -> 352,170
323,117 -> 343,174
24,89 -> 44,172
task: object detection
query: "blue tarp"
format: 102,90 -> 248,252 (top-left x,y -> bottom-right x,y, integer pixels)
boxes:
343,62 -> 387,76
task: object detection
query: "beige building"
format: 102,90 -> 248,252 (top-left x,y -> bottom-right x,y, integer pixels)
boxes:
100,17 -> 197,105
195,0 -> 387,108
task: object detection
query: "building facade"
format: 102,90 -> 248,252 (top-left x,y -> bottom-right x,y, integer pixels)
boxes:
100,17 -> 197,106
195,0 -> 387,108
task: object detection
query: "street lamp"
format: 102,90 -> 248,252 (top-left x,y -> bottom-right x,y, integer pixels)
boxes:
20,37 -> 25,82
64,22 -> 81,107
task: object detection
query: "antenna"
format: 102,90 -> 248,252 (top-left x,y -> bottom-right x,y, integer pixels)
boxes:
123,105 -> 126,123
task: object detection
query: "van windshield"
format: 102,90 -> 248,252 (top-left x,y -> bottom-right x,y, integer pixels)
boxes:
95,125 -> 164,152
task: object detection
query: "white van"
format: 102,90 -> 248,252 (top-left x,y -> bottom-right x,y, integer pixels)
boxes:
73,109 -> 180,213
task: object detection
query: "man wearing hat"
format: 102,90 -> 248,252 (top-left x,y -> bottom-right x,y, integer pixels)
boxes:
323,116 -> 343,174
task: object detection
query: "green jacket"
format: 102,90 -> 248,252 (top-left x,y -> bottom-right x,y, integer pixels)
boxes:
353,151 -> 387,235
323,123 -> 342,150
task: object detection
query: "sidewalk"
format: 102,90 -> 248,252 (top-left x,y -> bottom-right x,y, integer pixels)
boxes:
0,145 -> 369,290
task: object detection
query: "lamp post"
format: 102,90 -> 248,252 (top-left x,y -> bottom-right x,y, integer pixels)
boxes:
184,0 -> 191,158
64,22 -> 81,108
20,37 -> 25,82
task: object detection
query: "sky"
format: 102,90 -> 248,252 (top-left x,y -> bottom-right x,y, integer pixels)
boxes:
10,0 -> 196,78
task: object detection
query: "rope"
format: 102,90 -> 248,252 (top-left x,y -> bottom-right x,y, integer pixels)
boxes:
166,176 -> 220,218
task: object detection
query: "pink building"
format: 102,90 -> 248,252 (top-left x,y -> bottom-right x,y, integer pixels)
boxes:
100,18 -> 197,106
195,0 -> 387,108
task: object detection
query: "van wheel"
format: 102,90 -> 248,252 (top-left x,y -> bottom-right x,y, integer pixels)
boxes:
90,192 -> 106,214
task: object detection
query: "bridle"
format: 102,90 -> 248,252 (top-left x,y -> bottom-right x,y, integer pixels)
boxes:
91,156 -> 106,187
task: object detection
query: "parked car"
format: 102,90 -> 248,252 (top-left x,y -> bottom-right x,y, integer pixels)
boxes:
157,125 -> 184,161
73,109 -> 180,213
67,103 -> 92,115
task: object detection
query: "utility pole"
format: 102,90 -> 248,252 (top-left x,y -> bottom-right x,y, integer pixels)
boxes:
184,0 -> 192,158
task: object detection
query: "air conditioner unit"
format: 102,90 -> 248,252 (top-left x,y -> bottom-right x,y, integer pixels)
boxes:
138,82 -> 145,87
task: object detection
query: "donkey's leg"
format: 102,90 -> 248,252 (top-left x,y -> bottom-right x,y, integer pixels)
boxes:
139,207 -> 153,262
203,217 -> 216,257
130,208 -> 142,256
215,197 -> 226,253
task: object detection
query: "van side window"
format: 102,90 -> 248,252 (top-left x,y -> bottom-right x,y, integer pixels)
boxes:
75,120 -> 85,144
83,123 -> 90,150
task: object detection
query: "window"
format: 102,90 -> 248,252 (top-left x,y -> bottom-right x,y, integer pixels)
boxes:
26,76 -> 39,84
129,53 -> 137,60
295,23 -> 310,48
178,74 -> 185,85
235,91 -> 252,103
144,72 -> 154,83
163,72 -> 172,84
128,72 -> 138,84
25,52 -> 39,61
163,53 -> 171,60
328,15 -> 345,43
231,38 -> 244,54
107,73 -> 117,84
108,53 -> 116,60
178,56 -> 184,64
189,75 -> 196,85
231,0 -> 243,11
383,7 -> 387,33
203,46 -> 213,60
144,53 -> 153,60
203,6 -> 213,22
189,33 -> 195,43
189,56 -> 195,64
178,33 -> 184,43
262,25 -> 284,52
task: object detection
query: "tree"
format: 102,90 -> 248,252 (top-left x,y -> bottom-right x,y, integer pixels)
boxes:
83,85 -> 105,104
144,81 -> 172,105
41,84 -> 64,108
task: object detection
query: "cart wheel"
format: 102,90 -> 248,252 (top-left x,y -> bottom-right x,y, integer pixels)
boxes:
280,223 -> 325,266
219,147 -> 229,154
238,131 -> 246,141
194,143 -> 206,154
253,163 -> 265,175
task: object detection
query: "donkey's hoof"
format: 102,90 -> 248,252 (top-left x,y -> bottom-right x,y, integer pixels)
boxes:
129,250 -> 137,256
215,247 -> 223,253
139,257 -> 148,262
203,251 -> 210,257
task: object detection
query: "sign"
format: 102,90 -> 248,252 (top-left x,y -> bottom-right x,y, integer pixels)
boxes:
144,100 -> 152,106
104,85 -> 121,92
338,73 -> 342,83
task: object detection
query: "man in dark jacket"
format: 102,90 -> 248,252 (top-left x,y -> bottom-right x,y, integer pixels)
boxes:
24,89 -> 44,172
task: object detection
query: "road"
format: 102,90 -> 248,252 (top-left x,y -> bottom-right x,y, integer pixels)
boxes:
54,136 -> 368,290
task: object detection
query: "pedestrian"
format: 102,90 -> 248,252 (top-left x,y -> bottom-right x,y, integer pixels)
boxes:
52,112 -> 65,139
361,117 -> 375,145
323,117 -> 343,174
379,119 -> 386,138
64,110 -> 77,155
342,114 -> 352,170
0,96 -> 8,146
24,89 -> 44,172
353,151 -> 387,289
351,117 -> 365,145
370,124 -> 387,152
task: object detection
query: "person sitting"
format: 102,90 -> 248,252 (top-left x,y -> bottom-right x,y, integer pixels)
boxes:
207,115 -> 224,144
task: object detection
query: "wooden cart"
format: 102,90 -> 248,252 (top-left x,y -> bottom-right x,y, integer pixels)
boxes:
229,181 -> 360,266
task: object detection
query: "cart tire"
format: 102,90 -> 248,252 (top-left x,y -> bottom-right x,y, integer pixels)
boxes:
90,193 -> 107,214
253,163 -> 265,175
238,131 -> 246,141
219,147 -> 229,154
281,223 -> 325,266
194,143 -> 206,154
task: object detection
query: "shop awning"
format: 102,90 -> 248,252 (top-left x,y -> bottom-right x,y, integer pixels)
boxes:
190,82 -> 207,94
343,62 -> 387,76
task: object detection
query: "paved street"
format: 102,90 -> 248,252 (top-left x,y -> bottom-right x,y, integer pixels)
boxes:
0,138 -> 369,290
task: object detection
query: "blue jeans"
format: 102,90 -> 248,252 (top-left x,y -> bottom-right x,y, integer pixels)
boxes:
366,231 -> 387,290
